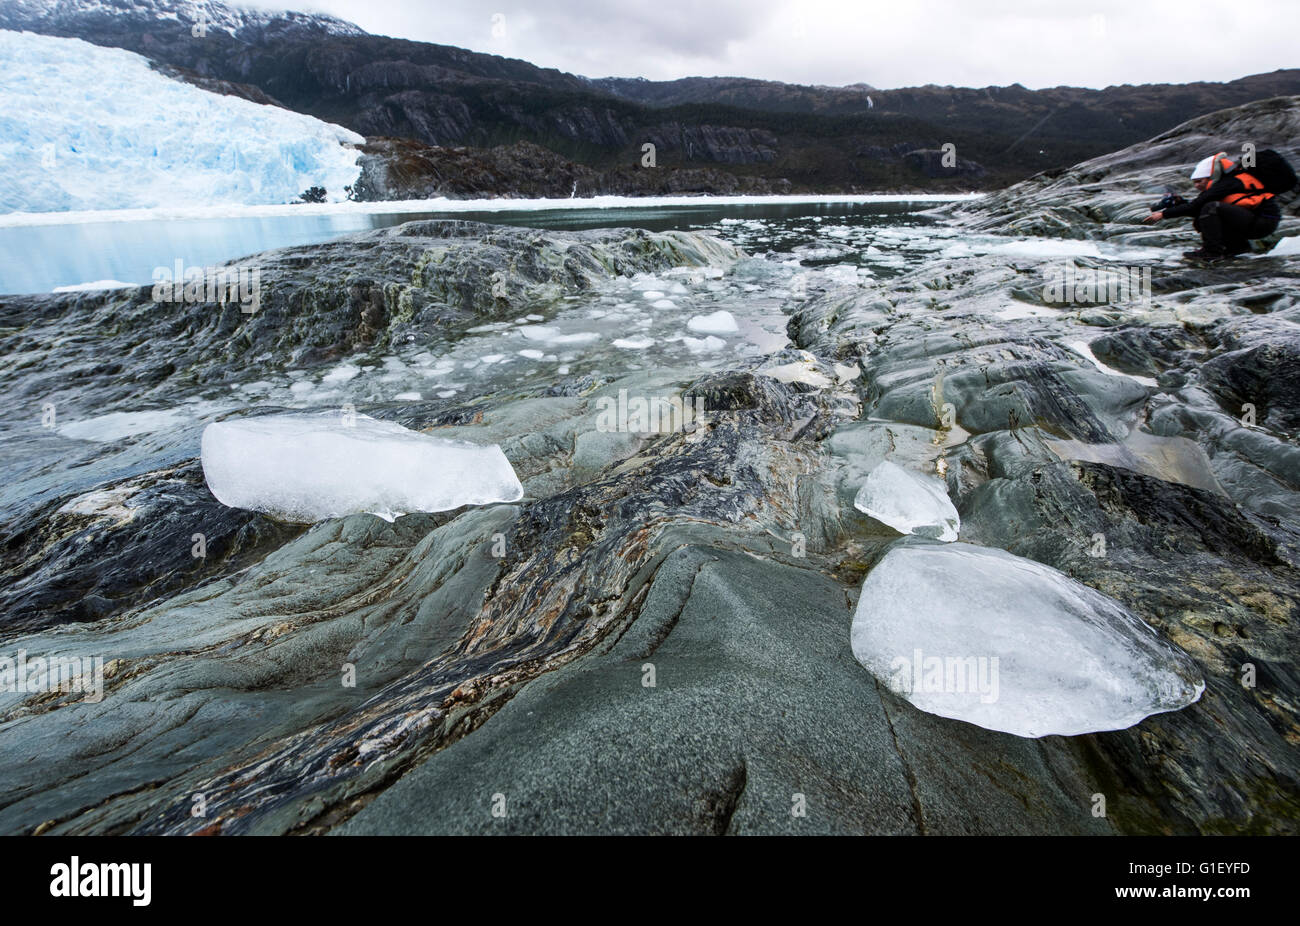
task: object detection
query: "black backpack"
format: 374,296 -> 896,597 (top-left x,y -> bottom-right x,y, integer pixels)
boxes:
1233,149 -> 1298,194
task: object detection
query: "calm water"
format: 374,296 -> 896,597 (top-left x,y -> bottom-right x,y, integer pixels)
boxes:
0,199 -> 938,295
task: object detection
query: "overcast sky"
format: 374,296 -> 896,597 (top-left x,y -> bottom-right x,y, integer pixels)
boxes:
260,0 -> 1297,90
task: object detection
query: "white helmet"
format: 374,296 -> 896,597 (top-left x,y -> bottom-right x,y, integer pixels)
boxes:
1190,155 -> 1216,180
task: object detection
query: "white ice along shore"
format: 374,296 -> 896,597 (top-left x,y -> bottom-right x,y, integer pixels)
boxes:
0,29 -> 363,213
851,542 -> 1204,738
0,193 -> 981,228
853,460 -> 960,541
201,412 -> 524,522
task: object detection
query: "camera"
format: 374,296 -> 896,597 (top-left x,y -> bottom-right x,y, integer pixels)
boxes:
1150,192 -> 1186,212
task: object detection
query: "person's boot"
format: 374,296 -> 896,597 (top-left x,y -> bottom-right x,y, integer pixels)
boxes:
1182,247 -> 1229,262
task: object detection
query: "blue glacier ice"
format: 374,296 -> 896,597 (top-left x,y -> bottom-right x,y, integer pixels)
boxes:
0,29 -> 363,213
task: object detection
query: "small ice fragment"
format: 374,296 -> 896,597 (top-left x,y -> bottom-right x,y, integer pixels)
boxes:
854,460 -> 959,542
761,362 -> 832,389
682,335 -> 725,353
613,336 -> 655,350
687,310 -> 739,335
518,349 -> 544,360
518,325 -> 560,341
322,363 -> 361,385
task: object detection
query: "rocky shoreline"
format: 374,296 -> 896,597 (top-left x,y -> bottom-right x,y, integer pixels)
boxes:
1,97 -> 1297,835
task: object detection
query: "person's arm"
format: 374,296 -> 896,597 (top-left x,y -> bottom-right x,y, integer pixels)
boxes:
1162,175 -> 1249,218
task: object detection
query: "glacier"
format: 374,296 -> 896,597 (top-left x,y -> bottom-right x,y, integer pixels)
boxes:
0,29 -> 363,213
853,460 -> 960,541
201,412 -> 524,523
851,542 -> 1204,737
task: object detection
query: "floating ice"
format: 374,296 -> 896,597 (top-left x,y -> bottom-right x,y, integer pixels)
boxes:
687,311 -> 739,335
853,460 -> 959,542
322,363 -> 361,385
551,332 -> 600,345
681,335 -> 726,353
518,325 -> 559,341
851,542 -> 1204,737
201,412 -> 523,522
613,336 -> 655,350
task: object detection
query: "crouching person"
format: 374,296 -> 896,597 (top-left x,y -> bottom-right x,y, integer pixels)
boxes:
1145,151 -> 1283,261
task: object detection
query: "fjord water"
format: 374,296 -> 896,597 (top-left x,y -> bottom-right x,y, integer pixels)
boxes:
1,199 -> 937,294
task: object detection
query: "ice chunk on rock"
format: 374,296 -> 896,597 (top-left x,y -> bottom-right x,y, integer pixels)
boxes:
851,542 -> 1204,737
201,412 -> 523,522
853,460 -> 959,542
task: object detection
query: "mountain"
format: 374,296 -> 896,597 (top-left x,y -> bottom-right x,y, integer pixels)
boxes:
5,0 -> 1300,193
0,0 -> 364,38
